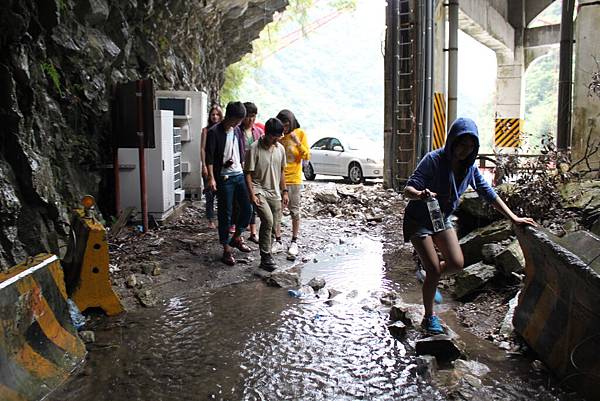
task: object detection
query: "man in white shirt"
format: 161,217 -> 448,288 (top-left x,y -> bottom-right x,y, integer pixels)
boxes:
205,102 -> 253,266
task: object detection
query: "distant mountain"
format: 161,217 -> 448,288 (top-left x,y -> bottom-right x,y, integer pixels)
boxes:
233,0 -> 556,155
236,0 -> 386,148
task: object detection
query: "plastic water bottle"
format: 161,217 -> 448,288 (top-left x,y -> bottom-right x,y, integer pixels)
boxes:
426,197 -> 446,232
67,299 -> 85,329
288,289 -> 302,298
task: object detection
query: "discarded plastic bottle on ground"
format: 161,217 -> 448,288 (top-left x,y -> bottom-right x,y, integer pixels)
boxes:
288,289 -> 302,298
426,196 -> 446,232
67,299 -> 85,329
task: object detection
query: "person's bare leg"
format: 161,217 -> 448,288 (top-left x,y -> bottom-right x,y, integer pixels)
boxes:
249,223 -> 257,237
432,229 -> 464,275
411,236 -> 441,317
291,218 -> 299,239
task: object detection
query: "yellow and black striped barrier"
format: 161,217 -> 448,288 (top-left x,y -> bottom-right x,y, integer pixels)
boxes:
494,118 -> 522,148
432,92 -> 446,150
0,254 -> 86,401
513,227 -> 600,400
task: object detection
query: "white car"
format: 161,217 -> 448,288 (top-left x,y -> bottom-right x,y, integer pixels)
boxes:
303,136 -> 383,184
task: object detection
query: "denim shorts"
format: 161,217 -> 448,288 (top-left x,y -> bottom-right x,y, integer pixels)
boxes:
402,215 -> 454,243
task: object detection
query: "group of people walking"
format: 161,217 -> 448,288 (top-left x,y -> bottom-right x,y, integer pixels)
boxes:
200,101 -> 310,271
200,105 -> 536,336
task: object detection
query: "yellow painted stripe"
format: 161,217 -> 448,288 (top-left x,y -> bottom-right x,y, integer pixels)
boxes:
48,260 -> 68,300
432,93 -> 446,150
522,285 -> 557,346
14,343 -> 66,381
0,384 -> 26,401
15,277 -> 85,357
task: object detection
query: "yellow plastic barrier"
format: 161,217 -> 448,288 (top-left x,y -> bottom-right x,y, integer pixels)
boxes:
64,208 -> 124,316
0,254 -> 86,401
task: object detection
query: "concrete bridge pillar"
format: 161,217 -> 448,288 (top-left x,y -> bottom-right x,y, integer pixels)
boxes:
572,1 -> 600,170
495,51 -> 524,120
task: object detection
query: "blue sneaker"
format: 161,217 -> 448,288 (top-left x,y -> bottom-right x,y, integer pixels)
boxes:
421,315 -> 445,335
416,269 -> 443,304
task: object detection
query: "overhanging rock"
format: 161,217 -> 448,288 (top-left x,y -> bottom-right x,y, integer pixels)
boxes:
514,226 -> 600,400
0,254 -> 86,401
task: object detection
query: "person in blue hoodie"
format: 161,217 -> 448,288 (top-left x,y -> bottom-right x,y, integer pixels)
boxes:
403,117 -> 536,335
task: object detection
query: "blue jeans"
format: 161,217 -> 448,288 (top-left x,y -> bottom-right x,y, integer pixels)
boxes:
216,173 -> 252,245
203,176 -> 215,221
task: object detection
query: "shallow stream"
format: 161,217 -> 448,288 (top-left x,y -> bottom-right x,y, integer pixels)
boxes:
50,236 -> 567,400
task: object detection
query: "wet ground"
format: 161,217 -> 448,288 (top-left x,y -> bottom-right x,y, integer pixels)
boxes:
49,181 -> 582,400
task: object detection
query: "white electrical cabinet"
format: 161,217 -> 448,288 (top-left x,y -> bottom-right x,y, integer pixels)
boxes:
118,110 -> 176,221
156,90 -> 207,200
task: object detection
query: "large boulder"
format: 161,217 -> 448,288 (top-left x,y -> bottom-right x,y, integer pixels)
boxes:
459,220 -> 513,267
494,239 -> 525,276
454,262 -> 496,299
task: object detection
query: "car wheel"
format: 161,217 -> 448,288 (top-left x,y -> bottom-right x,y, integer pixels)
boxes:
348,163 -> 363,184
303,162 -> 316,181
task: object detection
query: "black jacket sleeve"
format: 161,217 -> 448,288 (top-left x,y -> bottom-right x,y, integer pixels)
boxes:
205,128 -> 215,166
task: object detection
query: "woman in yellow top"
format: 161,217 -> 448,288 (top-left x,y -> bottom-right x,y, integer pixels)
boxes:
272,109 -> 310,257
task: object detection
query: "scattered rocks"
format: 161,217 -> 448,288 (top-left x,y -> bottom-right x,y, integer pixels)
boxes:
389,301 -> 424,327
415,355 -> 438,380
135,288 -> 158,307
125,274 -> 137,288
388,321 -> 407,338
415,334 -> 465,362
495,240 -> 525,276
79,330 -> 95,344
453,262 -> 496,299
266,268 -> 301,288
453,359 -> 491,378
307,276 -> 326,291
312,184 -> 340,204
459,220 -> 513,266
142,261 -> 162,276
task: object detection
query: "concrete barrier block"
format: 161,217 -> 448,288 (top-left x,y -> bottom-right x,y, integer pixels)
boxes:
514,226 -> 600,400
0,254 -> 86,401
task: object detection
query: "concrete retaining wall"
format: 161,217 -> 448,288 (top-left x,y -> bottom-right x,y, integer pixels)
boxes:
514,226 -> 600,400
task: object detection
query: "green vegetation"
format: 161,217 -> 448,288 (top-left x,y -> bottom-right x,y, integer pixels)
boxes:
41,61 -> 63,96
221,0 -> 357,104
523,49 -> 559,151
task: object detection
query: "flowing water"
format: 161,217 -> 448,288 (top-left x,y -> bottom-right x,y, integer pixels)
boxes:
50,236 -> 566,401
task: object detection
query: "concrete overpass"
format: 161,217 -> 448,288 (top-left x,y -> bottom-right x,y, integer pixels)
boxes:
384,0 -> 600,188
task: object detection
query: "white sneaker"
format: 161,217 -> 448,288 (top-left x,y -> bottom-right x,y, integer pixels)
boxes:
287,242 -> 299,257
271,241 -> 284,254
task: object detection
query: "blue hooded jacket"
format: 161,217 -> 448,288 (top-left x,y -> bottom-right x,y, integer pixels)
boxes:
403,117 -> 497,228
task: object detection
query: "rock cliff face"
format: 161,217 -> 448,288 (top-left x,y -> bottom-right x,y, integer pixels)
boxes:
0,0 -> 287,268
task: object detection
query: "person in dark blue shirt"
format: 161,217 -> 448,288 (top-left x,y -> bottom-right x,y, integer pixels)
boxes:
403,117 -> 536,335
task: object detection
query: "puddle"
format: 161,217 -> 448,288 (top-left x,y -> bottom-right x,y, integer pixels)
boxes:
50,236 -> 568,400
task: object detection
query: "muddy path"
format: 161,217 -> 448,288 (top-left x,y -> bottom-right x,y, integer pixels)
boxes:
49,182 -> 582,400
